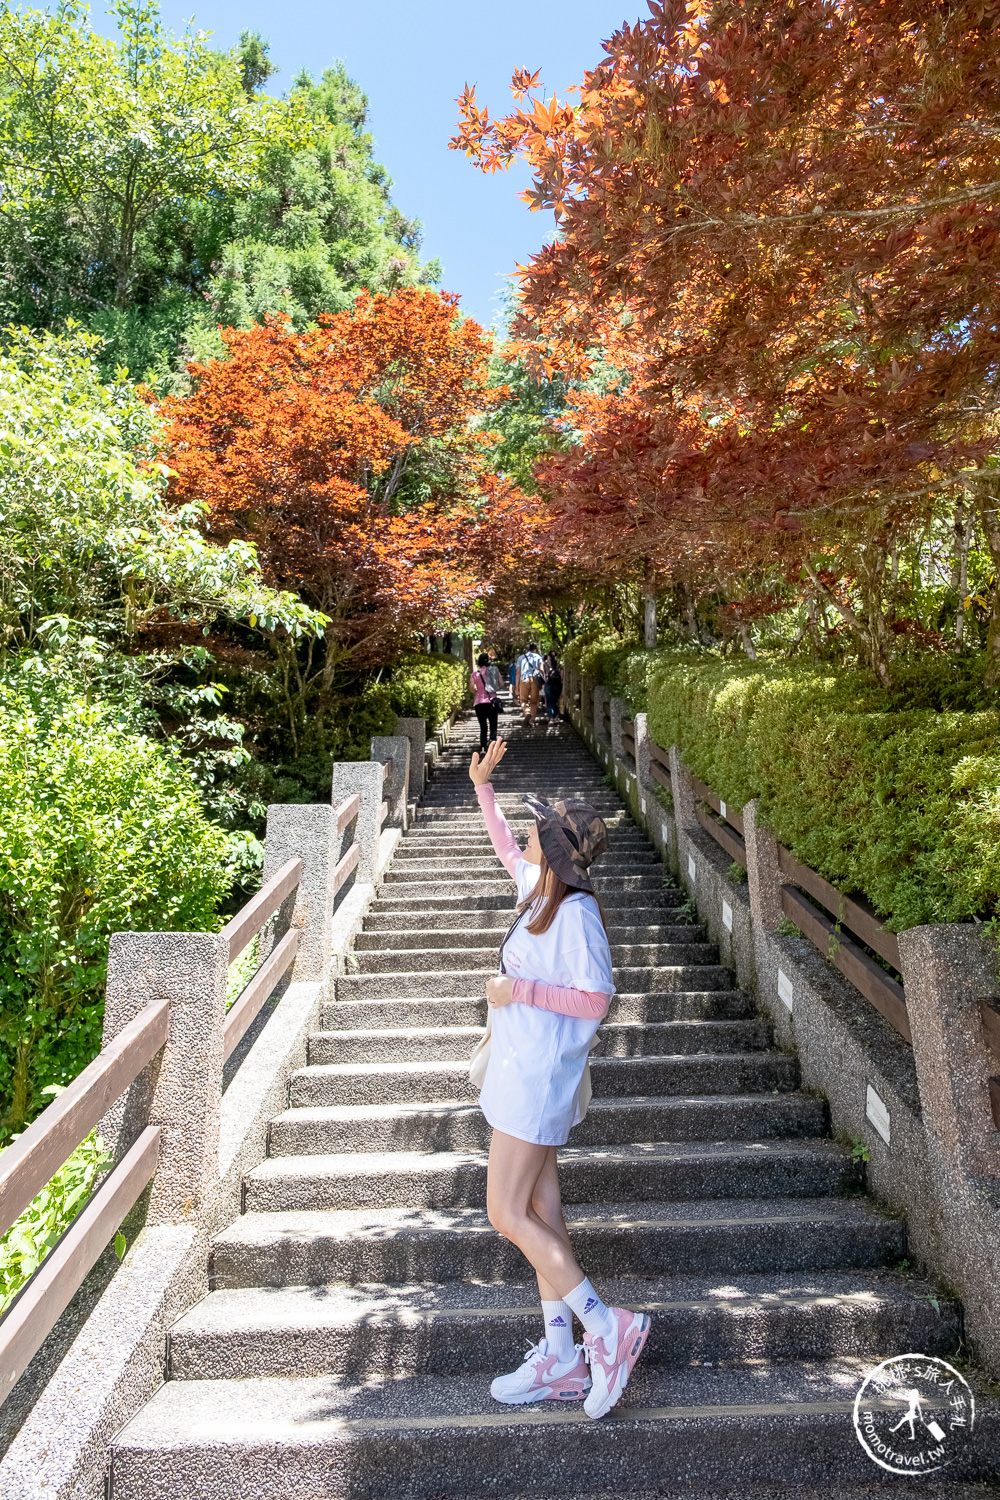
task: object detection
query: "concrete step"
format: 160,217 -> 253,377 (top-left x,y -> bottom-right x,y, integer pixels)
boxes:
372,890 -> 688,913
360,910 -> 699,936
108,1363 -> 1000,1499
333,966 -> 733,1003
389,853 -> 660,873
243,1140 -> 859,1213
321,989 -> 756,1030
355,921 -> 706,948
274,1091 -> 827,1157
289,1051 -> 802,1108
306,1020 -> 773,1067
379,872 -> 668,894
394,836 -> 654,855
210,1197 -> 906,1289
269,1093 -> 830,1156
350,942 -> 719,973
167,1269 -> 960,1380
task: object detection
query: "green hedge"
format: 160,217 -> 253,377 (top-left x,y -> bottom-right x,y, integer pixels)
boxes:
575,643 -> 1000,932
386,653 -> 469,728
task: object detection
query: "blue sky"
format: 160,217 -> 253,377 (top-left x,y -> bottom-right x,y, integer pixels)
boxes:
94,0 -> 638,330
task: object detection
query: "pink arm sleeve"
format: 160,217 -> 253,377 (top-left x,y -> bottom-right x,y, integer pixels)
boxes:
475,782 -> 521,878
512,977 -> 610,1020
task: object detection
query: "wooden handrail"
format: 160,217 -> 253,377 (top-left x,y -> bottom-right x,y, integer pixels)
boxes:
778,845 -> 900,970
380,757 -> 393,782
980,999 -> 1000,1057
220,857 -> 303,964
649,740 -> 671,771
694,803 -> 747,868
379,799 -> 389,827
223,928 -> 299,1062
0,1125 -> 161,1401
333,839 -> 360,896
649,761 -> 671,791
335,793 -> 360,834
781,886 -> 911,1044
0,997 -> 169,1239
690,773 -> 745,836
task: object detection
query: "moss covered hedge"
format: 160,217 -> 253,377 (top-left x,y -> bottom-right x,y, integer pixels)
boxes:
569,636 -> 1000,932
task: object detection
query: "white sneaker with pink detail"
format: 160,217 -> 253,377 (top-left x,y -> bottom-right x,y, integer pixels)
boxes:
583,1307 -> 652,1419
490,1338 -> 592,1405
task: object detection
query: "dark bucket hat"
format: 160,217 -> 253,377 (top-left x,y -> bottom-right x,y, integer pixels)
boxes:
522,794 -> 609,893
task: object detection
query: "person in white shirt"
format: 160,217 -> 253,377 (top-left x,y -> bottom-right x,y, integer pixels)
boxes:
514,640 -> 543,725
468,737 -> 652,1420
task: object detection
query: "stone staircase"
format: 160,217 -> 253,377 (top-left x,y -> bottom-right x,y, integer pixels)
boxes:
108,715 -> 996,1498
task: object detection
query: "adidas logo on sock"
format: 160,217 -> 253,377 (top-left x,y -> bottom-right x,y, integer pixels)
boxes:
583,1297 -> 598,1313
549,1315 -> 567,1327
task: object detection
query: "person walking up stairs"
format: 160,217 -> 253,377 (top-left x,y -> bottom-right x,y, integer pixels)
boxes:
108,714 -> 996,1498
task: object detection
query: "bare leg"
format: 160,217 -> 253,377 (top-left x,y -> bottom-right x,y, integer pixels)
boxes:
486,1129 -> 586,1298
530,1147 -> 576,1303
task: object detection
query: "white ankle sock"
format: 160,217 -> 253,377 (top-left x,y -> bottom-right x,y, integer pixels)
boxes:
563,1278 -> 616,1343
540,1299 -> 576,1364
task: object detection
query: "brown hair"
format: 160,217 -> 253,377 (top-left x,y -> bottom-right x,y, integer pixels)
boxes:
519,856 -> 608,937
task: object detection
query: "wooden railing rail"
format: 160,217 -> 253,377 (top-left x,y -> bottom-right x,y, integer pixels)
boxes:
336,792 -> 360,834
0,719 -> 420,1418
0,1124 -> 161,1403
220,857 -> 303,965
648,739 -> 672,791
0,997 -> 169,1239
777,845 -> 900,970
780,885 -> 910,1045
690,774 -> 745,836
687,772 -> 747,866
223,928 -> 300,1062
333,839 -> 360,895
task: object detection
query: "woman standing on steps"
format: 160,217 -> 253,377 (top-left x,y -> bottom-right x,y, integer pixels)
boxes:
468,737 -> 651,1420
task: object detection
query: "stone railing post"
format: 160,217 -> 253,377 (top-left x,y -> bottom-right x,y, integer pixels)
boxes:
742,797 -> 795,1043
258,804 -> 338,981
667,745 -> 697,830
609,696 -> 626,763
742,798 -> 784,934
372,734 -> 410,832
100,931 -> 228,1226
898,923 -> 1000,1371
898,926 -> 1000,1183
331,760 -> 382,881
593,684 -> 611,757
580,673 -> 593,732
394,717 -> 426,801
634,712 -> 655,793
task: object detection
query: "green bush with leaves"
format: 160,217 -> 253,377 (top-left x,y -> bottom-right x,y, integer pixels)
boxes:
0,681 -> 232,1137
386,653 -> 469,728
0,1124 -> 109,1314
579,643 -> 1000,932
655,659 -> 1000,931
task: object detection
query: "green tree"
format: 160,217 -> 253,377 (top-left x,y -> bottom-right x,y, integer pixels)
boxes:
195,64 -> 440,354
0,324 -> 323,655
0,0 -> 311,326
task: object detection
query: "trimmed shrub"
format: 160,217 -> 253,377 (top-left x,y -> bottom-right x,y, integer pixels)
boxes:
386,653 -> 469,728
579,645 -> 1000,932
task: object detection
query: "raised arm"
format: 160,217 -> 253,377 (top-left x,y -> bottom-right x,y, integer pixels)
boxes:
468,739 -> 520,878
475,783 -> 521,878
